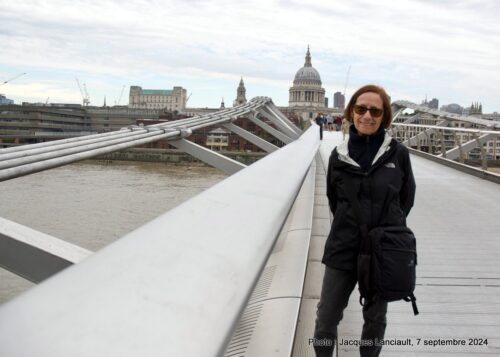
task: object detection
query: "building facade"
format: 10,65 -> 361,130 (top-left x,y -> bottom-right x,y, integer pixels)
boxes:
421,97 -> 439,109
0,94 -> 14,105
333,91 -> 345,110
0,103 -> 161,147
440,103 -> 463,114
428,98 -> 439,109
129,86 -> 187,111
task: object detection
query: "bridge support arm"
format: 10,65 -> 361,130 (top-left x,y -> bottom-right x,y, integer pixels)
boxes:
222,123 -> 279,153
169,138 -> 246,175
0,217 -> 92,283
248,113 -> 293,144
265,102 -> 303,135
443,133 -> 496,160
404,119 -> 449,147
257,108 -> 300,139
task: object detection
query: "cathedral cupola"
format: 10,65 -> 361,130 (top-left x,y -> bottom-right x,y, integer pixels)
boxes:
289,46 -> 325,108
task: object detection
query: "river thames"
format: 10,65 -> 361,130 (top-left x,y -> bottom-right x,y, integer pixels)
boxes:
0,160 -> 227,304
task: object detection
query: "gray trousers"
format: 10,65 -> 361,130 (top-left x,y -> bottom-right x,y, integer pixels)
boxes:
313,266 -> 387,357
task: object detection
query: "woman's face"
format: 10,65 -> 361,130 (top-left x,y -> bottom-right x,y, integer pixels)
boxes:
352,92 -> 384,136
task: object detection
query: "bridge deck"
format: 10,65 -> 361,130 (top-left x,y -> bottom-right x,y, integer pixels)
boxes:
293,131 -> 500,356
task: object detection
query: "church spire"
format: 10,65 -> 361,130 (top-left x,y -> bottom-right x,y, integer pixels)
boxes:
234,76 -> 247,106
304,45 -> 312,67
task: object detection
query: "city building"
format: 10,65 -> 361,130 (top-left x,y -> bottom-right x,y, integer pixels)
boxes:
440,103 -> 463,114
129,86 -> 187,111
428,98 -> 439,109
482,113 -> 500,122
421,97 -> 438,109
333,91 -> 345,110
0,94 -> 14,105
206,128 -> 230,151
467,102 -> 482,116
0,103 -> 161,147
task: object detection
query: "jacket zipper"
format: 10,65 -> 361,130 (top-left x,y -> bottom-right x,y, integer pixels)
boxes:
383,248 -> 416,253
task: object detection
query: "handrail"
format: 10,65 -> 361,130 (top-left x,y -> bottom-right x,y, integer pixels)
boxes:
0,125 -> 320,357
392,122 -> 499,135
392,100 -> 500,129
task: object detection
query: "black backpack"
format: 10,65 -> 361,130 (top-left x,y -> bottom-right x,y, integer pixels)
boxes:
345,181 -> 419,315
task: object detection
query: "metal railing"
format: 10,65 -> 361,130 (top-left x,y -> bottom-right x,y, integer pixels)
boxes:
392,100 -> 500,129
0,97 -> 300,181
391,123 -> 500,162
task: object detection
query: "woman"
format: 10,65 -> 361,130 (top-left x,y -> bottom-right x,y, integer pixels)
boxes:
313,84 -> 416,357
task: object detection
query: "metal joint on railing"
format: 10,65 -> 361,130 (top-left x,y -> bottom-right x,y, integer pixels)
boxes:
178,127 -> 192,138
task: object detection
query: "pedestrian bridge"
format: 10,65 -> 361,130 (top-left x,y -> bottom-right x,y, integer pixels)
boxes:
0,100 -> 499,356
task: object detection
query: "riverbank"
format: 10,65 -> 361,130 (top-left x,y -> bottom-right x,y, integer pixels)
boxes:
93,148 -> 267,165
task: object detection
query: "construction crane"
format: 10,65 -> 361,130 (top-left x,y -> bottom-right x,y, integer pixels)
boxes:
75,77 -> 90,106
0,72 -> 27,86
83,83 -> 90,106
343,65 -> 351,96
115,85 -> 126,105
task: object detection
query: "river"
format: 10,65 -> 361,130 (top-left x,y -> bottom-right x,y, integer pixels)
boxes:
0,160 -> 227,304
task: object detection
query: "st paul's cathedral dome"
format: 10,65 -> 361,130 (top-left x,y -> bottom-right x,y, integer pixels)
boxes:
289,47 -> 325,108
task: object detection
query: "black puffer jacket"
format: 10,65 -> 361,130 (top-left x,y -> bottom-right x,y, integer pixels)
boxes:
323,128 -> 416,271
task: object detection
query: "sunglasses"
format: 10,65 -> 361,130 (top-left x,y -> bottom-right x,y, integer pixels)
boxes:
353,104 -> 384,118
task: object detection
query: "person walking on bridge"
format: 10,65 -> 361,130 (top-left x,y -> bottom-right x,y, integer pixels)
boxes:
315,112 -> 325,140
341,117 -> 349,140
313,84 -> 416,357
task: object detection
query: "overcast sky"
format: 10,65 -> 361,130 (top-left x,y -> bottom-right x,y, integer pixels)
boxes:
1,0 -> 499,112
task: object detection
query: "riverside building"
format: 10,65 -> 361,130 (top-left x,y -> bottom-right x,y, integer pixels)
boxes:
129,86 -> 187,111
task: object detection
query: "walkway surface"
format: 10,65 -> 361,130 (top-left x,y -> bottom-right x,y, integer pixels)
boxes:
293,131 -> 500,356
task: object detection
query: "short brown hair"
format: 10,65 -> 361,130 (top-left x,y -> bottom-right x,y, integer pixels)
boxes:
344,84 -> 392,129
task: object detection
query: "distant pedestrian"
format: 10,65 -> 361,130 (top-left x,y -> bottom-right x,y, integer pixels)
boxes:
315,113 -> 324,140
341,117 -> 349,140
326,114 -> 333,131
335,116 -> 342,131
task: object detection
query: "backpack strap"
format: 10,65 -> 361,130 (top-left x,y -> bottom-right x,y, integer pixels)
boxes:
359,296 -> 365,306
404,294 -> 419,316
